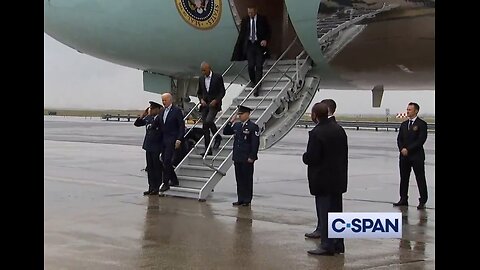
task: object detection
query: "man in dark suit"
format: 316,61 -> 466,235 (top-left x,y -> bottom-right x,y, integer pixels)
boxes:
303,102 -> 348,256
393,102 -> 428,209
134,101 -> 164,195
305,98 -> 338,239
159,93 -> 185,192
197,61 -> 226,155
223,105 -> 260,206
231,6 -> 270,96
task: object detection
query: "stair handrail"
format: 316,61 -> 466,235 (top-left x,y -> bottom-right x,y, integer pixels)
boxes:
295,50 -> 306,88
202,37 -> 299,173
254,50 -> 310,123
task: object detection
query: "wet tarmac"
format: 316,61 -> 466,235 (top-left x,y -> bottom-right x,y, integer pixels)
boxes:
44,116 -> 435,269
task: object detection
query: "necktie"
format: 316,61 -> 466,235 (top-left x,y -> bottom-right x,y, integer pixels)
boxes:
250,18 -> 255,42
163,108 -> 169,123
408,120 -> 413,129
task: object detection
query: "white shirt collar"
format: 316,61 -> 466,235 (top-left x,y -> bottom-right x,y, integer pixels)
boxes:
409,116 -> 417,122
206,71 -> 212,78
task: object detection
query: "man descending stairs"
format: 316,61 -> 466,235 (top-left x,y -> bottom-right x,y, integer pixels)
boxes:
160,4 -> 396,200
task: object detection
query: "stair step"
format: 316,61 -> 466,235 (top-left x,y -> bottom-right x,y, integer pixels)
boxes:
261,76 -> 292,82
244,85 -> 285,92
162,187 -> 200,199
229,105 -> 269,110
264,59 -> 303,65
237,88 -> 285,99
187,155 -> 228,167
176,175 -> 210,189
177,175 -> 210,182
168,186 -> 200,193
196,144 -> 233,150
232,98 -> 276,108
181,164 -> 215,171
179,164 -> 216,178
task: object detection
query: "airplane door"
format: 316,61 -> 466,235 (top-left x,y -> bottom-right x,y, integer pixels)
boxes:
284,0 -> 325,65
230,0 -> 302,59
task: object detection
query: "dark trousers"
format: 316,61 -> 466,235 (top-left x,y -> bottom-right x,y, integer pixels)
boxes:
399,157 -> 428,203
247,41 -> 264,85
162,142 -> 178,185
317,194 -> 344,252
145,151 -> 163,192
201,105 -> 220,149
234,162 -> 254,203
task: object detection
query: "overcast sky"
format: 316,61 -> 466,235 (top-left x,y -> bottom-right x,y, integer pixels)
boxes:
44,34 -> 435,115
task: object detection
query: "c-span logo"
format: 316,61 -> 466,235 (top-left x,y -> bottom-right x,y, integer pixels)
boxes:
175,0 -> 222,30
328,213 -> 402,238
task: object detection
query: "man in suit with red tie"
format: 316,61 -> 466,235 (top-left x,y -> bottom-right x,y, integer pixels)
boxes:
393,102 -> 428,209
159,93 -> 185,192
197,61 -> 225,156
231,6 -> 270,96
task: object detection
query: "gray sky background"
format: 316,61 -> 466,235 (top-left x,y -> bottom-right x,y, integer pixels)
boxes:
44,34 -> 435,116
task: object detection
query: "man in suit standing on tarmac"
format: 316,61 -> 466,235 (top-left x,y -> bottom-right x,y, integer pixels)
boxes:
303,102 -> 348,256
305,98 -> 338,239
159,93 -> 185,192
197,61 -> 225,156
393,102 -> 428,209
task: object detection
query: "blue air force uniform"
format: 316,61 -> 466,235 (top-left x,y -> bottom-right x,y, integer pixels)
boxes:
223,107 -> 260,204
134,101 -> 164,194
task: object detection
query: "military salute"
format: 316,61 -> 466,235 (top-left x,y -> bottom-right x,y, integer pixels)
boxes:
134,101 -> 164,195
223,105 -> 260,206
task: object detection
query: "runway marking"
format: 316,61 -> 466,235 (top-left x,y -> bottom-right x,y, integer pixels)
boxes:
44,175 -> 144,191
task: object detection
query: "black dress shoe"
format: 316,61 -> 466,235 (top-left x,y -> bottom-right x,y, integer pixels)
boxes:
169,181 -> 179,187
253,91 -> 259,97
305,230 -> 321,239
143,190 -> 152,196
393,200 -> 408,207
241,202 -> 250,206
232,201 -> 243,206
213,138 -> 222,149
417,202 -> 426,210
307,248 -> 335,256
149,190 -> 159,195
159,184 -> 170,192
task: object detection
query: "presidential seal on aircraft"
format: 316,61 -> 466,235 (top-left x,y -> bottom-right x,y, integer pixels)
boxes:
175,0 -> 222,30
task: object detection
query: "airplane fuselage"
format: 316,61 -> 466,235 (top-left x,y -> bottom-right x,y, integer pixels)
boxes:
44,0 -> 434,90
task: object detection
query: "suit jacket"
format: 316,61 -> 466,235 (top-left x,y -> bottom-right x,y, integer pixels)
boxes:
302,118 -> 348,196
158,105 -> 185,143
231,14 -> 270,61
134,115 -> 163,152
397,117 -> 427,161
197,72 -> 226,110
329,115 -> 337,123
223,119 -> 260,162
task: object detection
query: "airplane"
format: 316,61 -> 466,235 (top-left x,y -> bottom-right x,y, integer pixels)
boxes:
44,0 -> 435,200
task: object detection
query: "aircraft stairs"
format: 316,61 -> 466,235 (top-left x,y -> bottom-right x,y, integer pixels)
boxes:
160,5 -> 396,200
161,38 -> 319,200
